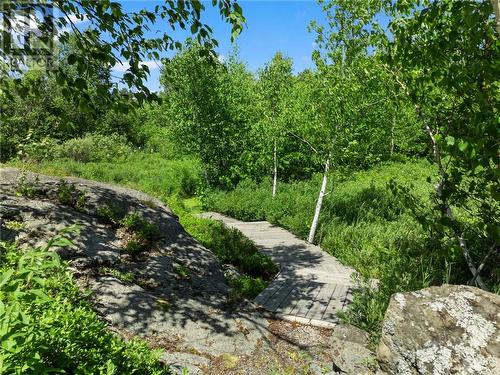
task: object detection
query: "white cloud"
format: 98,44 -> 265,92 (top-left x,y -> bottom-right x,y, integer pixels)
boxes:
217,54 -> 226,63
112,60 -> 162,72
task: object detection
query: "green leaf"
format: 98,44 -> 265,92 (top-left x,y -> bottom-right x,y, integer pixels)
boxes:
47,237 -> 73,249
74,78 -> 88,90
458,140 -> 468,152
445,136 -> 455,146
0,270 -> 14,289
67,54 -> 77,65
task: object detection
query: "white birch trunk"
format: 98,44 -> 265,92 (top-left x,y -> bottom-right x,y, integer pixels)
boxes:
272,139 -> 277,197
307,156 -> 330,244
425,124 -> 488,290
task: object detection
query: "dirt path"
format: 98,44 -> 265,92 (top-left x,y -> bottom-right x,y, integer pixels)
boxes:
199,212 -> 356,328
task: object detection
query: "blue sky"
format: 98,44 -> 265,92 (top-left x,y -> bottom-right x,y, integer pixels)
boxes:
110,1 -> 326,92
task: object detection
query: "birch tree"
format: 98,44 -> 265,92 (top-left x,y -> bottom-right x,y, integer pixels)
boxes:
389,0 -> 499,289
305,0 -> 388,243
258,53 -> 294,197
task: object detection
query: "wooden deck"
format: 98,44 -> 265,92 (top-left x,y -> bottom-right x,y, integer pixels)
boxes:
199,212 -> 356,328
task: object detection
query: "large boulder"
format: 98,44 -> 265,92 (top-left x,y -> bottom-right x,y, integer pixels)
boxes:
377,284 -> 500,375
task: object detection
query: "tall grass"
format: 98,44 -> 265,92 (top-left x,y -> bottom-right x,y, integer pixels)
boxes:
10,153 -> 202,198
205,159 -> 471,340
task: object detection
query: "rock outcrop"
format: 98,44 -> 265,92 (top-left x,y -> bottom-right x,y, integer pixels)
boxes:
377,284 -> 500,375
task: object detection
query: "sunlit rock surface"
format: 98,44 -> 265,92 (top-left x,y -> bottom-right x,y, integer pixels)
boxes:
377,284 -> 500,375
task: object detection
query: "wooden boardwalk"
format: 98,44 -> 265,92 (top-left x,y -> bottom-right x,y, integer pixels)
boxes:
199,212 -> 356,328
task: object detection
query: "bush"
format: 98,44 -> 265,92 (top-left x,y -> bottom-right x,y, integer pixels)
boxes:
0,229 -> 168,374
56,180 -> 87,211
17,137 -> 61,162
228,276 -> 267,300
56,133 -> 133,162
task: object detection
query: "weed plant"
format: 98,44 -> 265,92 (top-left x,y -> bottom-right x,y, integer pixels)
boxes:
0,228 -> 168,374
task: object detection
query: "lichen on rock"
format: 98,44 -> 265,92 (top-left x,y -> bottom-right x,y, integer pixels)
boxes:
377,284 -> 500,375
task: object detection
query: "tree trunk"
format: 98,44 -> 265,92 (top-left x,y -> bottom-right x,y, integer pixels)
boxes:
492,0 -> 500,34
308,155 -> 330,244
272,138 -> 277,197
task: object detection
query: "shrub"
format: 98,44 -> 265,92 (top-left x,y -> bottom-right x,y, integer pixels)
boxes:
17,137 -> 60,162
56,180 -> 87,211
0,229 -> 168,374
120,213 -> 159,241
56,133 -> 133,162
96,204 -> 126,226
181,213 -> 278,280
119,213 -> 159,255
228,276 -> 267,300
15,172 -> 40,198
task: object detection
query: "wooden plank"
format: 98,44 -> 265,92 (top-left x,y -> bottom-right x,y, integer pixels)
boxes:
275,280 -> 311,316
322,284 -> 349,322
263,280 -> 295,312
290,281 -> 323,318
305,283 -> 337,321
254,277 -> 287,306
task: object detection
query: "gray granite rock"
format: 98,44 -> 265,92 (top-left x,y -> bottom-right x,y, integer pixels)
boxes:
377,284 -> 500,375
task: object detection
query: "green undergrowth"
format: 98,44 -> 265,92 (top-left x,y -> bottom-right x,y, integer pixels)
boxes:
0,228 -> 168,374
10,153 -> 202,198
168,199 -> 277,298
205,159 -> 470,340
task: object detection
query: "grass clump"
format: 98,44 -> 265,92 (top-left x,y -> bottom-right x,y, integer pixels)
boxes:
96,204 -> 125,226
56,180 -> 87,211
180,211 -> 278,280
173,263 -> 191,280
96,207 -> 160,256
228,276 -> 267,300
4,220 -> 25,230
119,213 -> 159,255
0,229 -> 168,374
98,267 -> 136,283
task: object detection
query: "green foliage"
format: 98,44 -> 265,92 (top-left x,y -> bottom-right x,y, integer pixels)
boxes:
0,229 -> 168,374
119,213 -> 159,255
161,44 -> 260,189
173,264 -> 191,280
120,213 -> 159,242
206,160 -> 468,334
96,204 -> 126,226
178,212 -> 278,280
11,153 -> 202,199
14,172 -> 40,198
228,276 -> 267,300
0,0 -> 245,107
56,180 -> 87,211
389,0 -> 500,289
98,267 -> 136,283
56,133 -> 133,163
